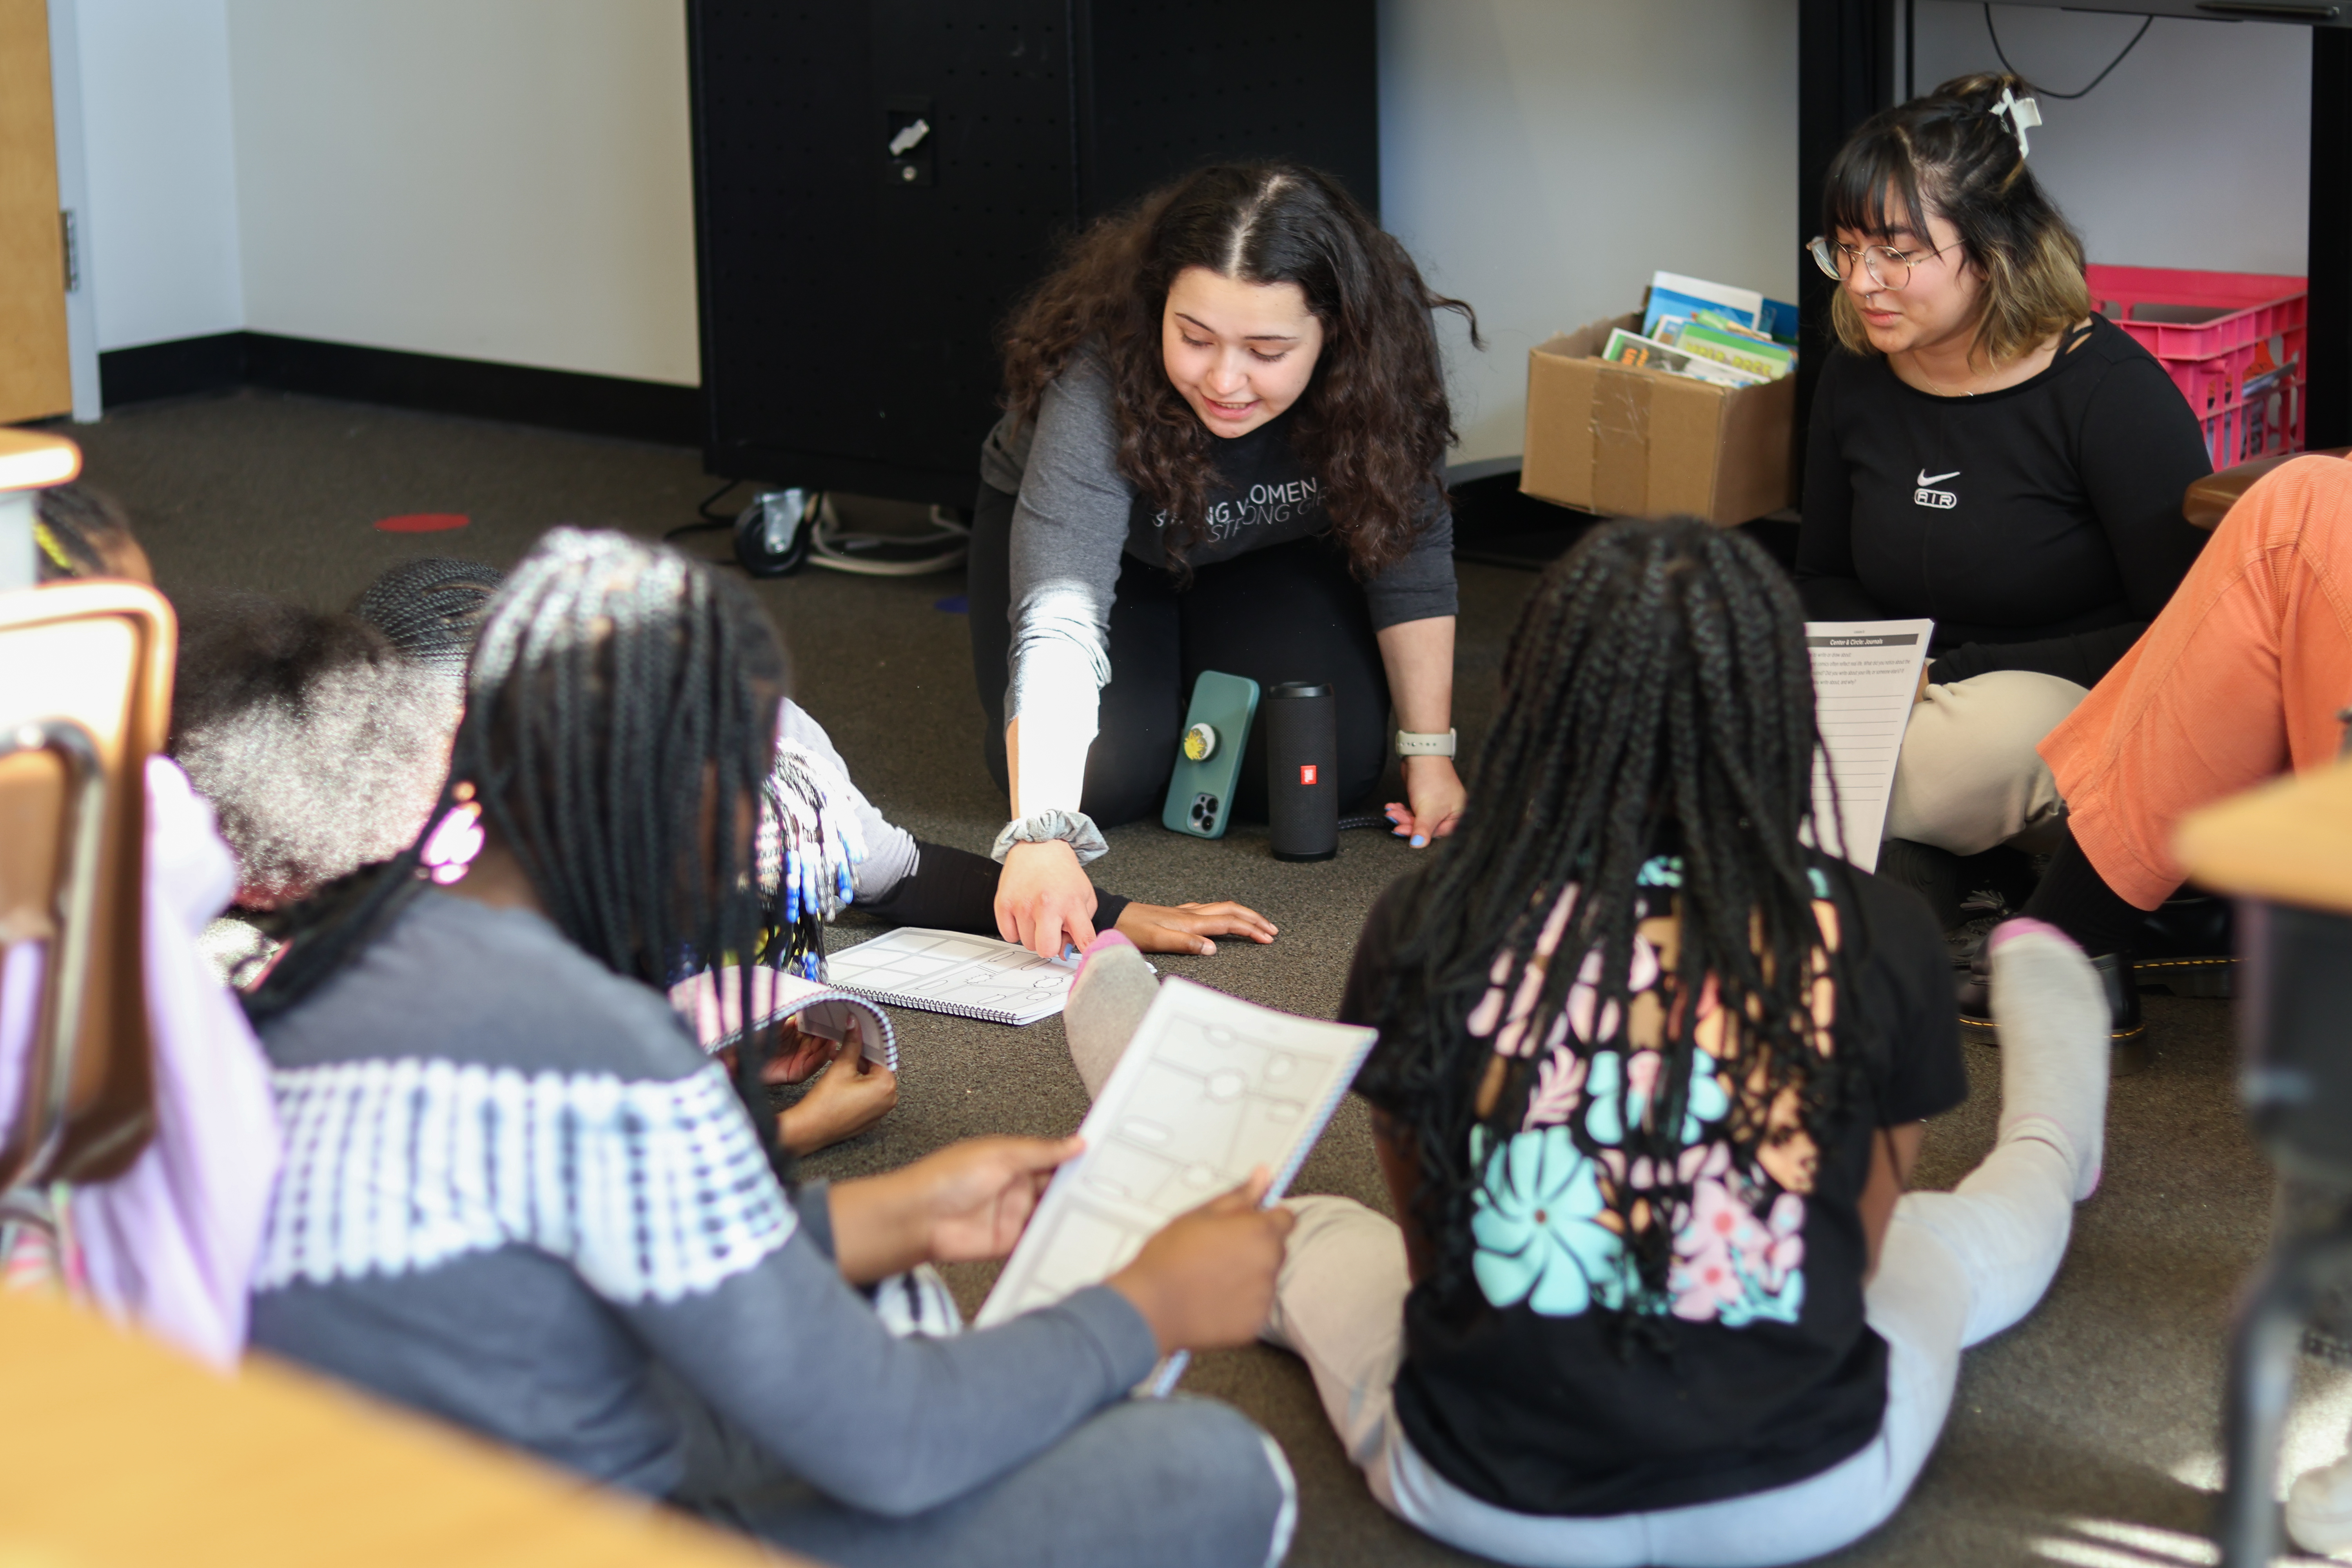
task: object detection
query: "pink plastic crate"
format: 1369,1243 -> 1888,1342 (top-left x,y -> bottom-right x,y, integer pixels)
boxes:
2086,263 -> 2307,470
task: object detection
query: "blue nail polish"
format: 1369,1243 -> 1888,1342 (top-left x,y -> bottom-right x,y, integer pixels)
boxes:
1411,835 -> 1428,848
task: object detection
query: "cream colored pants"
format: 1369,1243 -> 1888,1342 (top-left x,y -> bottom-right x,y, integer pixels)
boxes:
1886,669 -> 2089,856
1268,1151 -> 2079,1568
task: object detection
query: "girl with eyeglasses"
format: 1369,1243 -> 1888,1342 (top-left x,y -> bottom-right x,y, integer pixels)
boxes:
969,162 -> 1478,958
1797,73 -> 2212,1040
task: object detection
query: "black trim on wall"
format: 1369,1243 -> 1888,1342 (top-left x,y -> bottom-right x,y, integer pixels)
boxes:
96,331 -> 702,448
1795,0 -> 1897,477
2312,27 -> 2352,450
96,332 -> 249,409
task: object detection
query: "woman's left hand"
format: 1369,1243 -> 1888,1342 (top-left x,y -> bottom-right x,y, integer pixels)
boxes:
1386,755 -> 1466,848
1115,899 -> 1278,955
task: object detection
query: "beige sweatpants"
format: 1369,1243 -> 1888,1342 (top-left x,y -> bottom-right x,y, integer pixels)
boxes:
1885,669 -> 2089,856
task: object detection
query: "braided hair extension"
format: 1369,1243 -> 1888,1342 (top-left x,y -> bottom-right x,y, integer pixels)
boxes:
350,558 -> 507,677
245,528 -> 794,1167
1820,71 -> 2089,367
754,738 -> 869,977
1356,520 -> 1866,1326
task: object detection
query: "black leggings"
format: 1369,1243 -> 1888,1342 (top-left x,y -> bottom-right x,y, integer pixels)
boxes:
968,482 -> 1390,827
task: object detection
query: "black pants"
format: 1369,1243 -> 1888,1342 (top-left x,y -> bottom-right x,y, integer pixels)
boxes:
968,482 -> 1390,827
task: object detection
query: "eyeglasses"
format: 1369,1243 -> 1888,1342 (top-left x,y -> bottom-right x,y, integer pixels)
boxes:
1806,235 -> 1953,291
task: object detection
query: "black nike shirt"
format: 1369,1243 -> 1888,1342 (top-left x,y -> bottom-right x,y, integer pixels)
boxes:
1796,316 -> 2212,686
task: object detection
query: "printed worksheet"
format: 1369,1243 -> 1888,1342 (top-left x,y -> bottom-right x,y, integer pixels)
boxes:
1804,619 -> 1933,873
823,927 -> 1078,1025
975,977 -> 1376,1328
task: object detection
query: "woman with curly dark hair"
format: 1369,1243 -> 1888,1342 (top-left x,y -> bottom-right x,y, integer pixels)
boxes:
969,161 -> 1478,956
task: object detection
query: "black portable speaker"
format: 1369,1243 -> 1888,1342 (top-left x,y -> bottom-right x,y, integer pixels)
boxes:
1266,681 -> 1338,862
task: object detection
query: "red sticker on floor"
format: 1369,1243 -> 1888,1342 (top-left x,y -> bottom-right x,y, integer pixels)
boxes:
1300,764 -> 1318,786
374,513 -> 470,533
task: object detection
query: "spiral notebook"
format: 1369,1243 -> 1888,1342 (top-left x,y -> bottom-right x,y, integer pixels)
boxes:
670,965 -> 898,1070
822,927 -> 1079,1026
973,976 -> 1377,1398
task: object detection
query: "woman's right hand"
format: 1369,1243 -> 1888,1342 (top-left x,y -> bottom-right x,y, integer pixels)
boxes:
1107,1171 -> 1296,1354
996,838 -> 1098,958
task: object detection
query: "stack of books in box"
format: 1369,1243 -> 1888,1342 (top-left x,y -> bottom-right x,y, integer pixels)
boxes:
1599,272 -> 1799,387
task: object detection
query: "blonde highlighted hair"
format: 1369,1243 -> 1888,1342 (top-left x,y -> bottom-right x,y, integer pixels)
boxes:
1823,73 -> 2089,366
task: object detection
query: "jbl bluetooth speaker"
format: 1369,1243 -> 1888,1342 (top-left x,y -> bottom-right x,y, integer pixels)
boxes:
1266,681 -> 1338,862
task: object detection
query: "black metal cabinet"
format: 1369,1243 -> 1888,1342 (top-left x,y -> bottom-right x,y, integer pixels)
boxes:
688,1 -> 1377,507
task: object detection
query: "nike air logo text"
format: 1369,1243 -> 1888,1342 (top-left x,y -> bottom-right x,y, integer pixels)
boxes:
1914,468 -> 1960,509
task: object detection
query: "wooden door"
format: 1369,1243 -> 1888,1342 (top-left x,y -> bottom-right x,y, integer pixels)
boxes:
0,0 -> 70,424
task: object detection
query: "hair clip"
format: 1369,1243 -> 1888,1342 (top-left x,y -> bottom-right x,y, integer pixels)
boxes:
1991,85 -> 2041,158
421,789 -> 485,884
31,521 -> 75,574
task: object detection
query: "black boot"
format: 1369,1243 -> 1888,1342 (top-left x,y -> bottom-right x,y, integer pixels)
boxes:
1957,947 -> 2149,1073
2131,894 -> 2236,998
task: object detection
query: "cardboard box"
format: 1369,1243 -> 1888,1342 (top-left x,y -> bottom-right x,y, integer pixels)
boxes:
1520,313 -> 1796,526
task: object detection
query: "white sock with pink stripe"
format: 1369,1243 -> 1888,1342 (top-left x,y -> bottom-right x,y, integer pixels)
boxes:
1987,918 -> 2111,1201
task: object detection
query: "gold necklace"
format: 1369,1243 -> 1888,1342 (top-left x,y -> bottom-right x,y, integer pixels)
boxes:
1909,350 -> 1994,398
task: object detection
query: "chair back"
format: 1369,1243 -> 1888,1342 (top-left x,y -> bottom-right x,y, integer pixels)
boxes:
2183,448 -> 2352,531
0,579 -> 176,1190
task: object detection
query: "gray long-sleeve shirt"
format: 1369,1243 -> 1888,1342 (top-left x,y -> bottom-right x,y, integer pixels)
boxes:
981,354 -> 1458,811
247,891 -> 1158,1514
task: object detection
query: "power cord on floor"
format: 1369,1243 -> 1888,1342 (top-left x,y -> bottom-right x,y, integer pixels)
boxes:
805,497 -> 970,577
670,485 -> 969,578
663,479 -> 754,542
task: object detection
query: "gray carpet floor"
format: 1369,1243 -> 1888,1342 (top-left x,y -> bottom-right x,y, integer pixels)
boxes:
63,388 -> 2352,1566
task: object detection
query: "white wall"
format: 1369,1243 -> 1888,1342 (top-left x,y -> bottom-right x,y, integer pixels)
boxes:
63,1 -> 2307,445
1379,0 -> 2314,470
1911,3 -> 2308,278
224,0 -> 700,386
76,0 -> 243,351
1379,0 -> 1801,469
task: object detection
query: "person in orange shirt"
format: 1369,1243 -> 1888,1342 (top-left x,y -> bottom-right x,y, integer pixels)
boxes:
1956,453 -> 2352,1035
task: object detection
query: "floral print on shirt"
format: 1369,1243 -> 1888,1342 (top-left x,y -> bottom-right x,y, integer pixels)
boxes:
1466,858 -> 1837,1329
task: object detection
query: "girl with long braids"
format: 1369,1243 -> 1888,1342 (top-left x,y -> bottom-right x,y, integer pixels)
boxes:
239,529 -> 1300,1568
973,160 -> 1476,956
1263,521 -> 2113,1564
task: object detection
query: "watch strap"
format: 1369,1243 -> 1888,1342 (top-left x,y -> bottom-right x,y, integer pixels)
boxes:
1395,728 -> 1457,759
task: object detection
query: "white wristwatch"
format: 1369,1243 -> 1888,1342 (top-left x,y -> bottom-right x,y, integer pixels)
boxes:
1395,728 -> 1457,758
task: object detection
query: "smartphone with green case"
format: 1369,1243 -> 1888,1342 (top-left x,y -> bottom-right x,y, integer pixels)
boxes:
1161,671 -> 1259,839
